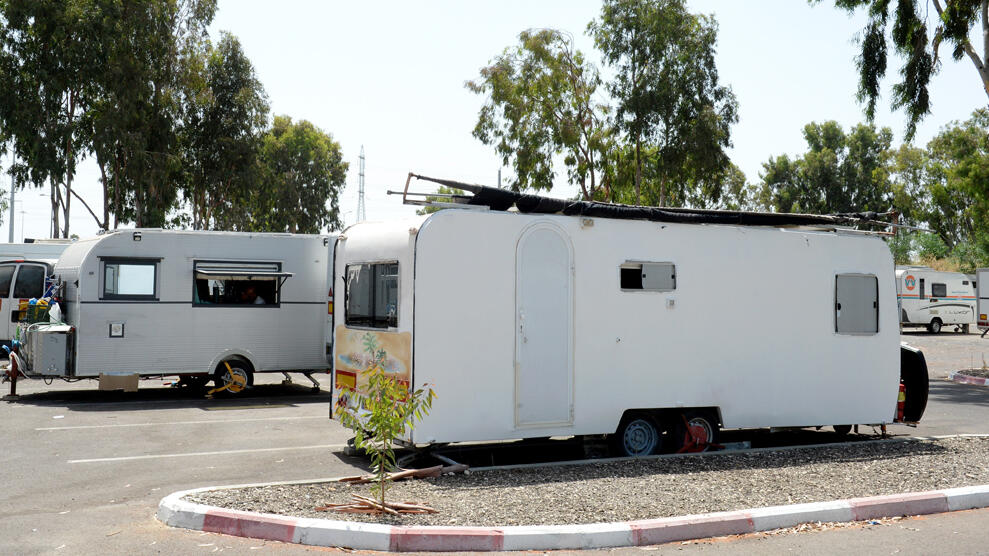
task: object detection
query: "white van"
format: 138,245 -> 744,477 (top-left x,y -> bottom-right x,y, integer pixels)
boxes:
895,266 -> 976,333
0,259 -> 57,345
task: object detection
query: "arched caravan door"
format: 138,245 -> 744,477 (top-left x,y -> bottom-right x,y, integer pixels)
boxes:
515,222 -> 574,427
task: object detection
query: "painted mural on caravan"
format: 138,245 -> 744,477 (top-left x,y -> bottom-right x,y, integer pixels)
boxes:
333,327 -> 411,396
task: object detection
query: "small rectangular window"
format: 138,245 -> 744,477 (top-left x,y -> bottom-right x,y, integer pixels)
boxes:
963,280 -> 970,286
102,260 -> 157,300
13,265 -> 46,299
620,262 -> 676,291
193,261 -> 288,306
0,265 -> 14,298
346,262 -> 398,328
835,273 -> 878,334
931,283 -> 947,298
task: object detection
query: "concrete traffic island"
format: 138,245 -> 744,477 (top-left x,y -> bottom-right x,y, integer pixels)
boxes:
948,370 -> 989,386
158,482 -> 989,551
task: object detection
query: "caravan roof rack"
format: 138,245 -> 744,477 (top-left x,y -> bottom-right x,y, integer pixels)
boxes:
389,172 -> 909,234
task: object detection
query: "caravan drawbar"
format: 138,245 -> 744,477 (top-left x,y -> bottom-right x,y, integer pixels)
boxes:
331,177 -> 929,456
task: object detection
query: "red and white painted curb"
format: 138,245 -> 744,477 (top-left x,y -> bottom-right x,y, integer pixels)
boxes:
949,371 -> 989,386
158,484 -> 989,551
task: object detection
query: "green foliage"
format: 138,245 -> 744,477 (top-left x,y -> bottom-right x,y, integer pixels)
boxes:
416,186 -> 467,215
90,0 -> 216,229
760,121 -> 894,214
886,232 -> 913,264
820,0 -> 988,140
466,29 -> 610,199
0,0 -> 103,237
181,31 -> 269,230
590,0 -> 738,206
253,115 -> 347,233
916,232 -> 950,260
335,333 -> 436,509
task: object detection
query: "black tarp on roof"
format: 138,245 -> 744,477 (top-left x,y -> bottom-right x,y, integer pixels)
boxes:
407,173 -> 888,228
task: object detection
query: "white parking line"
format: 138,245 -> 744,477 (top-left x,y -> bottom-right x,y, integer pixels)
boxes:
37,415 -> 325,431
67,444 -> 347,463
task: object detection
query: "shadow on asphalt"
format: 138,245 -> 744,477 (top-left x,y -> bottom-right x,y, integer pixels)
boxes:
929,378 -> 989,407
3,381 -> 330,411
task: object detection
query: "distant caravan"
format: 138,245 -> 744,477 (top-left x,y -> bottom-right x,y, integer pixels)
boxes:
896,266 -> 976,334
330,174 -> 929,457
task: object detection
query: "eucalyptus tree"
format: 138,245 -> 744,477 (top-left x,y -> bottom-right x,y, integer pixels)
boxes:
0,0 -> 100,237
820,0 -> 989,140
759,121 -> 895,214
180,31 -> 269,230
466,29 -> 611,200
588,0 -> 738,206
89,0 -> 216,229
254,115 -> 348,233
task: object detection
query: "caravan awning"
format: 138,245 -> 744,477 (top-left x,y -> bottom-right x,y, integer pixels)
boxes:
194,262 -> 293,281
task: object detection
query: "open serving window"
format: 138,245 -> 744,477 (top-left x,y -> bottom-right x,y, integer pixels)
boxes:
193,261 -> 292,306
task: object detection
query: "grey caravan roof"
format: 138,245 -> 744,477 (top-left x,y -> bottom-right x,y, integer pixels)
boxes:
401,173 -> 895,229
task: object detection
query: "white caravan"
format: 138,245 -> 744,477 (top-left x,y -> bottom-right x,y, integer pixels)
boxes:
16,229 -> 334,392
331,180 -> 928,456
895,266 -> 976,333
0,259 -> 57,345
978,268 -> 989,336
0,239 -> 73,261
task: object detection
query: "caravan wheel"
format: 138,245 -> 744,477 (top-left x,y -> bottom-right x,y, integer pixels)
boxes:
214,360 -> 254,394
612,415 -> 662,457
928,319 -> 942,334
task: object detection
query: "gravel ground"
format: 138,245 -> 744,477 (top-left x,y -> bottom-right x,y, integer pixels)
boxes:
188,436 -> 989,527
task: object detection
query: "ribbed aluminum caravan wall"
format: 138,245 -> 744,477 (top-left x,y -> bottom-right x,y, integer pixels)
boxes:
57,230 -> 331,377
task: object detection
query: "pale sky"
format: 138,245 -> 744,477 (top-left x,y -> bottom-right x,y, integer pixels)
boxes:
3,0 -> 986,241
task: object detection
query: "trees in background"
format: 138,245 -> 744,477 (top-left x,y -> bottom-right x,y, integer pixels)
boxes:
255,116 -> 347,233
760,121 -> 894,214
466,29 -> 611,200
468,0 -> 737,206
0,0 -> 345,236
759,111 -> 989,271
590,0 -> 737,206
820,0 -> 989,140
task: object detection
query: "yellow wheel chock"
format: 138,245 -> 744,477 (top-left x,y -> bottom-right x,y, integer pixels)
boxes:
206,361 -> 248,398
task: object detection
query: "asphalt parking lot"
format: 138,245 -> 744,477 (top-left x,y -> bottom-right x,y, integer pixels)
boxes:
1,330 -> 989,554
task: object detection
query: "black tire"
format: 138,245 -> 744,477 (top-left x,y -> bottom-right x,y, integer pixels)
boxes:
900,346 -> 930,422
832,424 -> 852,436
928,319 -> 942,334
612,415 -> 662,457
673,410 -> 720,453
213,360 -> 254,394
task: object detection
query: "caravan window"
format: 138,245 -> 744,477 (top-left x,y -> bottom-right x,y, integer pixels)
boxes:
345,262 -> 398,328
12,265 -> 45,298
193,261 -> 288,306
620,262 -> 676,291
0,265 -> 14,297
102,260 -> 158,300
835,273 -> 878,334
931,283 -> 947,298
